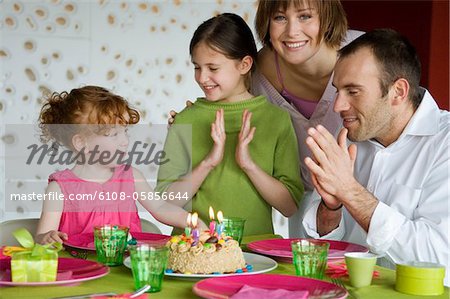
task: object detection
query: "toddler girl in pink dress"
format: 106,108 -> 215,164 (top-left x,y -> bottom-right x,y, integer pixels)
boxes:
35,86 -> 196,244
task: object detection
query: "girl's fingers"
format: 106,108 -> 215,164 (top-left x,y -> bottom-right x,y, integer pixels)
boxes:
214,111 -> 220,133
248,126 -> 256,141
240,110 -> 252,137
212,110 -> 225,142
211,123 -> 217,139
219,109 -> 225,132
242,127 -> 256,145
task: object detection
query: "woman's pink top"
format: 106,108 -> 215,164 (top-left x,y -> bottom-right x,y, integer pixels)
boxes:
274,51 -> 319,119
50,164 -> 142,235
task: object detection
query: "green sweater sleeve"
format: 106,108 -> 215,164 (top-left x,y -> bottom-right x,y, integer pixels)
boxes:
155,122 -> 192,194
273,111 -> 304,207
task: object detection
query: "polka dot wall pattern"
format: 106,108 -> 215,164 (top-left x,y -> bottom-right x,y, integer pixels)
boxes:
0,0 -> 288,237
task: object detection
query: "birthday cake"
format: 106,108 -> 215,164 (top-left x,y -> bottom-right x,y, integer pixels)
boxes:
166,230 -> 247,274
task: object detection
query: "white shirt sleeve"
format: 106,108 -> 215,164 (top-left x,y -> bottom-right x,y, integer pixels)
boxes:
366,202 -> 407,254
302,200 -> 346,240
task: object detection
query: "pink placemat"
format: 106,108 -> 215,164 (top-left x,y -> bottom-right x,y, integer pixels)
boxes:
247,238 -> 368,262
193,274 -> 347,299
0,257 -> 109,286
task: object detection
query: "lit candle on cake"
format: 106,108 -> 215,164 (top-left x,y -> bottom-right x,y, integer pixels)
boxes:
191,212 -> 199,245
185,213 -> 192,237
216,211 -> 224,238
209,206 -> 216,235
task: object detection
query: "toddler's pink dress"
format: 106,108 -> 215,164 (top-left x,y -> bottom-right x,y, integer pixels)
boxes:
49,164 -> 142,235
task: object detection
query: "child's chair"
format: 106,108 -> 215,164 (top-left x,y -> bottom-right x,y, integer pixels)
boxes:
0,218 -> 40,246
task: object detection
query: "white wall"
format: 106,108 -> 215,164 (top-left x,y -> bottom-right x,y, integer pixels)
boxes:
0,0 -> 288,237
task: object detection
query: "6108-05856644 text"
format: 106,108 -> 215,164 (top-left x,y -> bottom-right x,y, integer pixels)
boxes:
9,191 -> 189,202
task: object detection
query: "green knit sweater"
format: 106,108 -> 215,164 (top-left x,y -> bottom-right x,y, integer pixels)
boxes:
156,95 -> 303,235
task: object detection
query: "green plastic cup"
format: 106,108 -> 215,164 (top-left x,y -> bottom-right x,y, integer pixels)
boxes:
94,225 -> 129,266
345,252 -> 378,288
222,217 -> 246,245
291,239 -> 329,279
129,244 -> 169,293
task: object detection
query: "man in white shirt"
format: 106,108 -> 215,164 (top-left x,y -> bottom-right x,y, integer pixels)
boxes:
302,29 -> 449,285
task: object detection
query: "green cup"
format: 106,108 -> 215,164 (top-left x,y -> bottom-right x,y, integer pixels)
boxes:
94,225 -> 129,266
345,252 -> 378,288
129,244 -> 169,293
222,217 -> 246,245
291,239 -> 329,279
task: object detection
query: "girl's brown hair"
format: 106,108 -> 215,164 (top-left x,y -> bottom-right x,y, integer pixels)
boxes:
39,85 -> 139,148
255,0 -> 348,49
189,13 -> 258,89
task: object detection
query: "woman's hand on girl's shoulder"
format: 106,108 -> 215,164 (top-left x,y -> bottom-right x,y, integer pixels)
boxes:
168,100 -> 194,125
36,230 -> 68,245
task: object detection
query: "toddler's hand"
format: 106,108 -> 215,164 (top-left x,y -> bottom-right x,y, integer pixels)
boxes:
36,230 -> 68,245
236,110 -> 256,171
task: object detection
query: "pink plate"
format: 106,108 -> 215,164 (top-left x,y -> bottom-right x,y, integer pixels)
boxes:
247,239 -> 368,262
64,232 -> 170,251
0,257 -> 109,286
193,274 -> 347,299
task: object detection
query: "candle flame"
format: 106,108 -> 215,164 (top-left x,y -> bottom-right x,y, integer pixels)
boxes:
217,211 -> 223,222
186,212 -> 192,226
191,212 -> 198,227
209,206 -> 215,220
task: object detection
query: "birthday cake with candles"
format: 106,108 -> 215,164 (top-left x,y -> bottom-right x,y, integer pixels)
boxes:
166,211 -> 247,274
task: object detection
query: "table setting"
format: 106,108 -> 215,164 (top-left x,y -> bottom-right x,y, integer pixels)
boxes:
0,212 -> 448,299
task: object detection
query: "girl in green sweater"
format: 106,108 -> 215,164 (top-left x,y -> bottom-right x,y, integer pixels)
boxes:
157,13 -> 303,235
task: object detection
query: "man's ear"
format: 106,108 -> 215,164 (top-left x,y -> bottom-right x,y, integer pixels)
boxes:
238,55 -> 253,75
390,78 -> 410,106
72,134 -> 86,152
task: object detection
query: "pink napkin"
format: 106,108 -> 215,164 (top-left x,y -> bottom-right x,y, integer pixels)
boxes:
230,285 -> 308,299
326,262 -> 380,279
